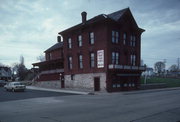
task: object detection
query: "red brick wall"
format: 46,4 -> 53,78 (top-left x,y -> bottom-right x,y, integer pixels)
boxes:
46,48 -> 63,61
107,21 -> 142,66
37,73 -> 60,81
63,22 -> 108,75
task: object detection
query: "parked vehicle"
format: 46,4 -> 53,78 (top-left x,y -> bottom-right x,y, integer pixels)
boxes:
0,80 -> 6,87
4,82 -> 26,92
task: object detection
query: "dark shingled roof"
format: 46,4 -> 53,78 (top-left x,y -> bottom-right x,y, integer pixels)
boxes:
108,8 -> 129,21
59,8 -> 144,34
59,8 -> 128,35
45,42 -> 63,52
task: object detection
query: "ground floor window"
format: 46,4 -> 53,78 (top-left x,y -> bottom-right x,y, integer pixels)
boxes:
110,76 -> 139,90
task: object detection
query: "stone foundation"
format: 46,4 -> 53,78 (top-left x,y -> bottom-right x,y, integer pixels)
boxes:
34,80 -> 61,89
64,73 -> 106,91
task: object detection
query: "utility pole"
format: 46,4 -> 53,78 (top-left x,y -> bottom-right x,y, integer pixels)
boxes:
178,58 -> 180,70
163,59 -> 167,76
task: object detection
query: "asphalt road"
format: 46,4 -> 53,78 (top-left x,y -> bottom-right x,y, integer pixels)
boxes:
0,87 -> 77,102
0,88 -> 180,122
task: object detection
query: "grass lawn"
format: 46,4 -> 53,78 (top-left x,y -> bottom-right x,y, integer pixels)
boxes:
141,77 -> 180,87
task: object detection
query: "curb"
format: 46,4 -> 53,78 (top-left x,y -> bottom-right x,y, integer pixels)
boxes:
26,86 -> 89,95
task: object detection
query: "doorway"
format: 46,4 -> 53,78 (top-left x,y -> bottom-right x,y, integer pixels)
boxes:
94,77 -> 100,91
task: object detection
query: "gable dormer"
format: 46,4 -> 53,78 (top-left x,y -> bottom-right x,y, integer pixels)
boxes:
108,8 -> 145,33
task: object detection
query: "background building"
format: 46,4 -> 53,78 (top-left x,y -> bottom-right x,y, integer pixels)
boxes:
0,66 -> 12,81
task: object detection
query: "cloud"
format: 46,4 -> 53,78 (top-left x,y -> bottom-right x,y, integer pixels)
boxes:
0,0 -> 180,69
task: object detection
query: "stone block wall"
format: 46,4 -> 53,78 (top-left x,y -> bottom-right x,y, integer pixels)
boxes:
34,80 -> 61,89
64,72 -> 106,91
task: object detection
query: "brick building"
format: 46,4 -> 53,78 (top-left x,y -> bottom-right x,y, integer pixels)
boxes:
59,8 -> 145,92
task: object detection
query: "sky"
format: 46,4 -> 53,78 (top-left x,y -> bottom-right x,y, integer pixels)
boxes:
0,0 -> 180,69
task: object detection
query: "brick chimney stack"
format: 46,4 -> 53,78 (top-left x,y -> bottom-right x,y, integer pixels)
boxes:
57,36 -> 61,42
81,11 -> 87,24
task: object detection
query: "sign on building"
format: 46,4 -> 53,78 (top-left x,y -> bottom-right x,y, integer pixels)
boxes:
97,50 -> 104,68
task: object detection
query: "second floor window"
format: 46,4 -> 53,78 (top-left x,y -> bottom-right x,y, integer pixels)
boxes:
130,35 -> 136,47
132,35 -> 136,47
79,54 -> 83,69
68,38 -> 72,49
112,31 -> 119,43
90,52 -> 95,68
130,54 -> 136,66
78,35 -> 82,47
123,33 -> 127,45
89,32 -> 94,44
68,56 -> 73,70
112,52 -> 119,64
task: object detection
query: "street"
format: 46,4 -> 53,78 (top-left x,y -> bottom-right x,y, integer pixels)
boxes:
0,87 -> 180,122
0,87 -> 77,102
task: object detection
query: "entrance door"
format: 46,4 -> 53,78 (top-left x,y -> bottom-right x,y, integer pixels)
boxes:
94,77 -> 100,91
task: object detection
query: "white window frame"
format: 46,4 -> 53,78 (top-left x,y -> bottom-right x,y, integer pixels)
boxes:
90,32 -> 94,44
68,38 -> 72,49
79,54 -> 83,69
78,35 -> 82,47
68,56 -> 72,70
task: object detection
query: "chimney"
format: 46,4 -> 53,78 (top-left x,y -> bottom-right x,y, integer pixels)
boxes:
81,11 -> 87,24
57,36 -> 61,42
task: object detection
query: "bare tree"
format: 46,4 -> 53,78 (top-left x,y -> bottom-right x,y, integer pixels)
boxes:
11,56 -> 28,81
36,54 -> 45,62
169,64 -> 178,72
20,55 -> 24,65
154,61 -> 165,76
0,63 -> 4,66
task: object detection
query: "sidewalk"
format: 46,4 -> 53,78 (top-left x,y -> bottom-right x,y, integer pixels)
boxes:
26,86 -> 89,95
27,85 -> 180,96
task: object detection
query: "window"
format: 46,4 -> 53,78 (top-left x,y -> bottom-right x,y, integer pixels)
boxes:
68,38 -> 72,49
130,35 -> 133,46
90,53 -> 95,68
68,56 -> 72,70
124,83 -> 127,87
115,53 -> 119,64
112,31 -> 115,43
113,84 -> 116,88
89,32 -> 94,44
133,35 -> 136,47
112,52 -> 116,64
79,54 -> 83,69
112,52 -> 119,64
130,35 -> 136,47
123,33 -> 127,45
112,31 -> 119,43
130,54 -> 136,66
117,84 -> 121,88
49,53 -> 52,60
78,35 -> 82,47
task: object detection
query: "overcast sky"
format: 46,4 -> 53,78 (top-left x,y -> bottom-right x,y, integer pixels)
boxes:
0,0 -> 180,69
